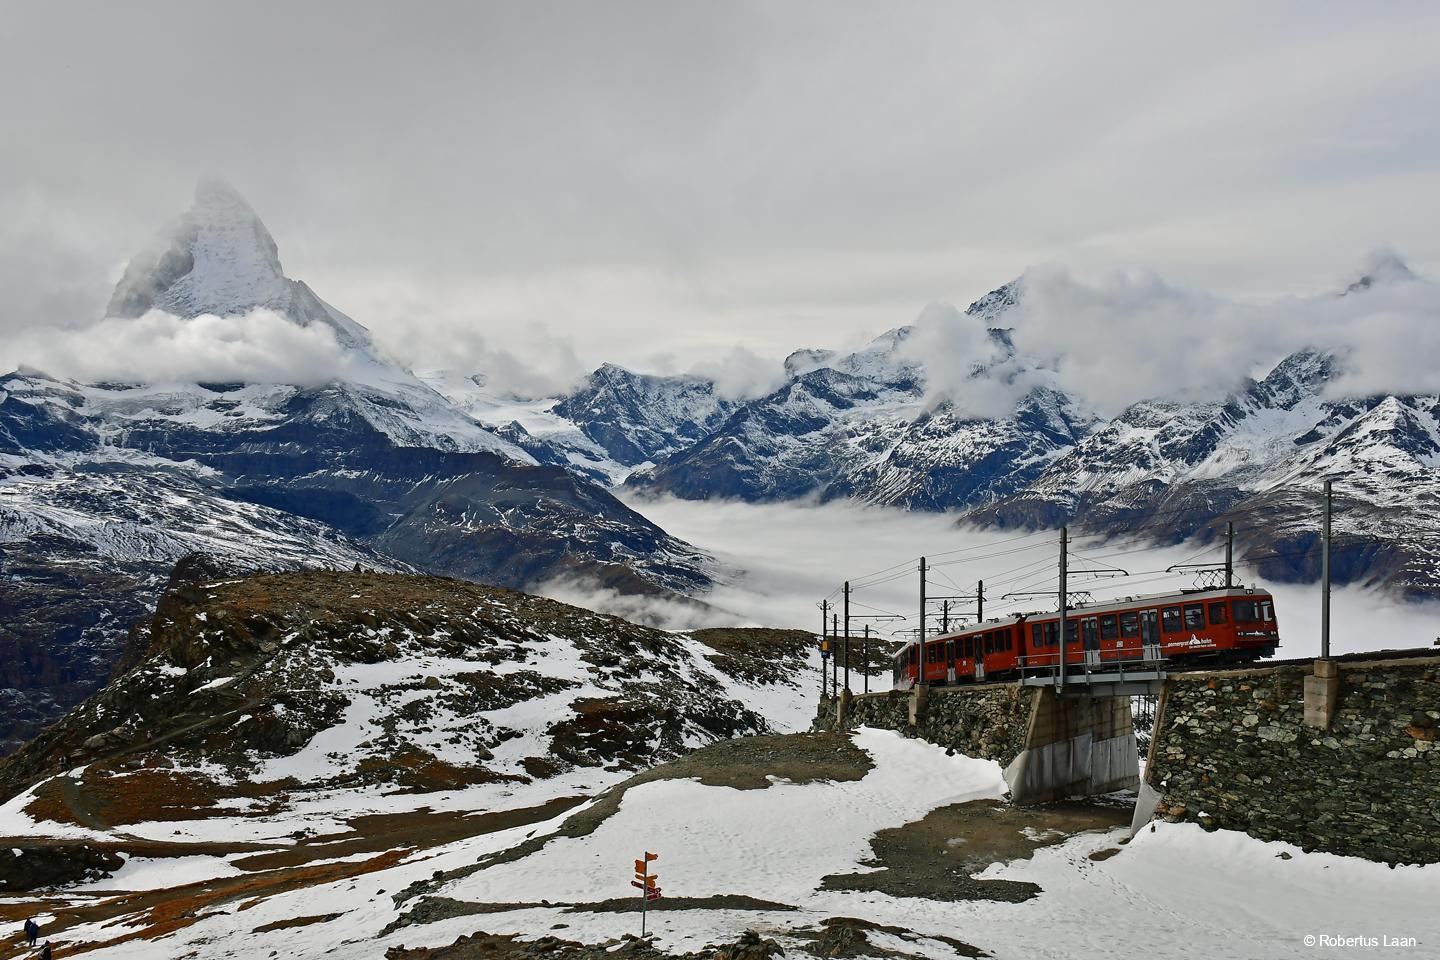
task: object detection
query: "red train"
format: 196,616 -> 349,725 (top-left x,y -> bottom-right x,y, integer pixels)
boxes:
891,587 -> 1279,689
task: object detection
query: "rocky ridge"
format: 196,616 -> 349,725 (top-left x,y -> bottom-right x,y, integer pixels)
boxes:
0,565 -> 816,812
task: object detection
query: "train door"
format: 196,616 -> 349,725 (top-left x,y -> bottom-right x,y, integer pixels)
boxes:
974,632 -> 987,682
1098,613 -> 1121,662
1140,609 -> 1161,661
945,640 -> 956,684
1082,617 -> 1100,667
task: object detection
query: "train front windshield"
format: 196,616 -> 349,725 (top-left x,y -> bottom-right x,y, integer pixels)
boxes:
1233,599 -> 1275,623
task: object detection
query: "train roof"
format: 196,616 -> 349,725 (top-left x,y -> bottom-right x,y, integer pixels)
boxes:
1034,585 -> 1273,619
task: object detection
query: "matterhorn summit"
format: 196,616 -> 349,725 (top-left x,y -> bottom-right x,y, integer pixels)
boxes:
106,180 -> 372,352
1343,248 -> 1419,295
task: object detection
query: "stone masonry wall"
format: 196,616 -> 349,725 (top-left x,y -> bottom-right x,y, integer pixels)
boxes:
1147,657 -> 1440,864
815,684 -> 1033,768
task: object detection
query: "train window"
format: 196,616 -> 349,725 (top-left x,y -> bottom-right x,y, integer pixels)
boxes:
1161,606 -> 1183,633
1208,601 -> 1227,624
1064,620 -> 1078,645
1005,630 -> 1013,651
1031,623 -> 1043,647
1119,612 -> 1139,638
1099,615 -> 1118,640
1234,600 -> 1261,623
1184,604 -> 1205,630
1261,600 -> 1274,622
1082,618 -> 1099,650
946,641 -> 954,662
985,633 -> 994,654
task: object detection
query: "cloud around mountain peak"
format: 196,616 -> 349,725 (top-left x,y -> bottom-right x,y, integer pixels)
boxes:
899,252 -> 1439,418
3,181 -> 383,387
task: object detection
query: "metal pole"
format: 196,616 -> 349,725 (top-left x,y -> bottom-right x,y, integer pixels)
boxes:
863,625 -> 870,695
919,557 -> 927,687
1225,521 -> 1234,589
977,579 -> 984,623
1057,527 -> 1068,690
1322,480 -> 1332,659
843,581 -> 851,693
832,614 -> 839,693
820,599 -> 828,700
942,599 -> 949,633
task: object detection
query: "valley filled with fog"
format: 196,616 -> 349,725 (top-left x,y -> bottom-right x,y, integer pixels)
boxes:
592,495 -> 1440,662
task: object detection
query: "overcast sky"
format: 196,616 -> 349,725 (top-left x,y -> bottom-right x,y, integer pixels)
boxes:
3,1 -> 1439,388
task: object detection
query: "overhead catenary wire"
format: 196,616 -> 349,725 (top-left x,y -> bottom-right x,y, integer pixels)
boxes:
825,482 -> 1432,645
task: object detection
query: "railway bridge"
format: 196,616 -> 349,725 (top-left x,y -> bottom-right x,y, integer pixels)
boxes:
814,646 -> 1440,864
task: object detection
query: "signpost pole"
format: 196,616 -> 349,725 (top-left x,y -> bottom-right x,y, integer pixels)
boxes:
633,852 -> 659,936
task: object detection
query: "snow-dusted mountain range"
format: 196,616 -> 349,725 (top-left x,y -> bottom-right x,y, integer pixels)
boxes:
0,183 -> 712,752
532,272 -> 1438,600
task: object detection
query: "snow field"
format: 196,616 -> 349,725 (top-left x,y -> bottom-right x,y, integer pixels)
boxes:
440,727 -> 1006,905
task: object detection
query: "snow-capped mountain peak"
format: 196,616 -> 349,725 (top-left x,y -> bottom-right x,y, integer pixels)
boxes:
109,180 -> 284,318
107,180 -> 372,352
1344,249 -> 1418,295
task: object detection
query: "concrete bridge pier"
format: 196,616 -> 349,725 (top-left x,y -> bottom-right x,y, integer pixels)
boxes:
1004,687 -> 1139,805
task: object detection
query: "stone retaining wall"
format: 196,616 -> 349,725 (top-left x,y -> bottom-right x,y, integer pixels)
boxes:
815,683 -> 1136,802
1147,656 -> 1440,864
815,684 -> 1032,767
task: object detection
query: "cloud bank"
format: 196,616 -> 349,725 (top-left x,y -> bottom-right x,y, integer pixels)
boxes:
1,309 -> 361,386
903,256 -> 1440,418
688,345 -> 787,401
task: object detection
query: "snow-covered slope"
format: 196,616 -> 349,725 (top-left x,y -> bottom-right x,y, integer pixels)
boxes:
0,462 -> 395,755
419,369 -> 633,485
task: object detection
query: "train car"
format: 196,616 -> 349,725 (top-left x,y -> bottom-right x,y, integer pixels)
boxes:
892,586 -> 1279,690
